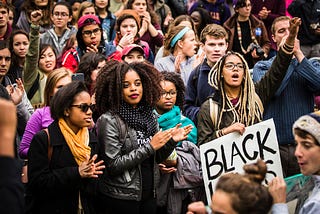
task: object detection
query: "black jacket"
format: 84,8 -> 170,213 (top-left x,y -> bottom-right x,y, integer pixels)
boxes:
27,121 -> 100,214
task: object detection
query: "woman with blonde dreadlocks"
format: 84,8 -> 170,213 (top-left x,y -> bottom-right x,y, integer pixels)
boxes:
197,17 -> 301,146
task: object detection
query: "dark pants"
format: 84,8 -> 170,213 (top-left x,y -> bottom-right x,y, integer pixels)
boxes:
279,144 -> 300,178
97,192 -> 156,214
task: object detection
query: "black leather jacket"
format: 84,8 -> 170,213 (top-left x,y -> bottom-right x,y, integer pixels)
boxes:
96,111 -> 176,200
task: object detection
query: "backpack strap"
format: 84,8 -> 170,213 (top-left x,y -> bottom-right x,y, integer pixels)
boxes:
43,128 -> 52,161
209,97 -> 218,129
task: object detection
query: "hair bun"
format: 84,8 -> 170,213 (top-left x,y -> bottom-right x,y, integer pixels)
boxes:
243,159 -> 267,183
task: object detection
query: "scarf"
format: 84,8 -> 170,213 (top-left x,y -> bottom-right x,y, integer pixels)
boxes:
118,101 -> 157,137
58,118 -> 91,165
157,105 -> 197,145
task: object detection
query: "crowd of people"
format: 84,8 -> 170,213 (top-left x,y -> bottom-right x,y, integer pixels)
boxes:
0,0 -> 320,214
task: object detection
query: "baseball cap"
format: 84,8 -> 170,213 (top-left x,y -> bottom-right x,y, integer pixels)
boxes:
78,15 -> 100,29
121,44 -> 145,59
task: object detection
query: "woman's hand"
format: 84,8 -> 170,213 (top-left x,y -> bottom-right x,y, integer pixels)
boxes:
268,177 -> 287,204
78,154 -> 105,178
150,129 -> 172,151
30,10 -> 43,26
223,122 -> 245,135
171,124 -> 193,142
119,33 -> 134,47
158,163 -> 177,174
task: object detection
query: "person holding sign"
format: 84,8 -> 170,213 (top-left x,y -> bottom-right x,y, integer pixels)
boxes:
269,111 -> 320,214
187,160 -> 273,214
197,17 -> 301,146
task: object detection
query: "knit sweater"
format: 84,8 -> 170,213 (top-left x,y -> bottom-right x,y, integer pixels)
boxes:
253,57 -> 320,145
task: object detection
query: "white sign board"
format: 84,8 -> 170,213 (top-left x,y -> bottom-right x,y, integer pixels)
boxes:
200,119 -> 283,204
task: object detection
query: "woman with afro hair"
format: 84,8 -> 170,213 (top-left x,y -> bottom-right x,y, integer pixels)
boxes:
95,60 -> 192,214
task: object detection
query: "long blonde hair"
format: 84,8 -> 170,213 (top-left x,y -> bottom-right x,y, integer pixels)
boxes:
208,51 -> 263,129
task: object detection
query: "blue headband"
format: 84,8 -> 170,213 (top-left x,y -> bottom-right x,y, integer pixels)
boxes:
170,27 -> 191,48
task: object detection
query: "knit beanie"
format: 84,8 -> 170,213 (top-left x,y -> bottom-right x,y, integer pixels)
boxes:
293,111 -> 320,144
117,9 -> 141,29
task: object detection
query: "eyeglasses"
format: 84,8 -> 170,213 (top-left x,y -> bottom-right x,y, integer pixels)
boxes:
82,28 -> 101,37
0,56 -> 11,62
70,103 -> 95,112
160,90 -> 177,98
224,62 -> 244,70
53,12 -> 69,17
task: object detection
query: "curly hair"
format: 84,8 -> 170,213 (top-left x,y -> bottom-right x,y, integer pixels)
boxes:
208,51 -> 263,129
95,60 -> 162,114
160,71 -> 185,110
77,52 -> 106,93
215,160 -> 273,214
190,7 -> 213,37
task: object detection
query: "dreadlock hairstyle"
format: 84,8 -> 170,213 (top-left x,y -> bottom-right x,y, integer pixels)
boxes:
208,51 -> 264,129
95,60 -> 162,115
160,71 -> 185,110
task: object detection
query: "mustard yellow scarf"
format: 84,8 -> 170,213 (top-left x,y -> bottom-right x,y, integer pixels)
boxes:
58,118 -> 91,165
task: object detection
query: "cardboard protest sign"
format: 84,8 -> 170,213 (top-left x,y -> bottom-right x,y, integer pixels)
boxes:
200,119 -> 283,204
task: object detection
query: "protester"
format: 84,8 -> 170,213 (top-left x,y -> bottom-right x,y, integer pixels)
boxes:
197,17 -> 301,145
76,1 -> 96,24
26,81 -> 105,213
76,14 -> 116,59
93,0 -> 116,43
188,0 -> 231,25
126,0 -> 164,54
95,60 -> 192,214
121,44 -> 146,63
16,0 -> 53,34
19,68 -> 72,159
154,14 -> 197,63
269,111 -> 320,214
114,9 -> 154,63
187,160 -> 273,214
155,25 -> 198,86
60,34 -> 79,73
184,24 -> 228,124
223,0 -> 270,68
40,1 -> 77,56
0,98 -> 24,214
77,52 -> 106,97
23,10 -> 57,106
190,7 -> 213,38
252,16 -> 320,177
0,2 -> 12,40
155,71 -> 202,214
7,30 -> 29,83
251,0 -> 286,58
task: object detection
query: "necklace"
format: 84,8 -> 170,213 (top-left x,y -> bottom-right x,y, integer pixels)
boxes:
236,18 -> 256,54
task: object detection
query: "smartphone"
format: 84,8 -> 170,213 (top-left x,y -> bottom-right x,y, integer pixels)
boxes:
72,73 -> 84,82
